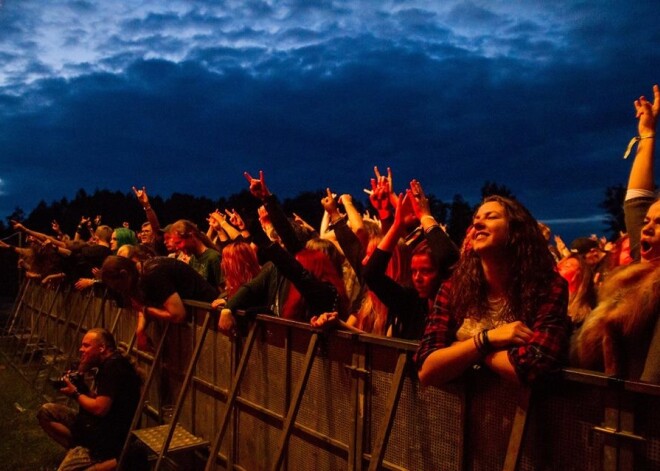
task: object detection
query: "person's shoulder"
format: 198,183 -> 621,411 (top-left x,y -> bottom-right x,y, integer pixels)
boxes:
144,256 -> 178,270
201,248 -> 221,259
102,352 -> 137,375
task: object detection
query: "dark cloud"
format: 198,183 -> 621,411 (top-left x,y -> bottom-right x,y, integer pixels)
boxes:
1,1 -> 660,243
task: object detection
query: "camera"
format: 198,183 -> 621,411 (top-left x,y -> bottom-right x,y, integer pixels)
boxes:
49,370 -> 86,390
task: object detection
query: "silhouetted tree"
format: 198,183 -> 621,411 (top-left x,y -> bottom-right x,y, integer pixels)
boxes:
426,193 -> 449,224
447,194 -> 473,246
600,184 -> 626,239
480,181 -> 515,201
6,206 -> 25,226
163,193 -> 216,229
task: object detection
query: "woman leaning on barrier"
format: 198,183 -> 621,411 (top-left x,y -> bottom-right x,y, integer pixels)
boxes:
415,196 -> 570,386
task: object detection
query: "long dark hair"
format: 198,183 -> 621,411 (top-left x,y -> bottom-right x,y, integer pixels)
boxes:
447,196 -> 557,325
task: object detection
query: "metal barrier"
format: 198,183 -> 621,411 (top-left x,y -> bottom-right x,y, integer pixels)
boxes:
2,280 -> 660,471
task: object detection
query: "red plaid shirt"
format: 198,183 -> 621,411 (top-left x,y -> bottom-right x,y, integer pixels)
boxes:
415,273 -> 569,384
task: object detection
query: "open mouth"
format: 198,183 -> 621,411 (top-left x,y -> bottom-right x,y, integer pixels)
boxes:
641,240 -> 653,256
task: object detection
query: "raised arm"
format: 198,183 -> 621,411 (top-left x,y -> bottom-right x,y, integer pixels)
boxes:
366,171 -> 395,232
226,208 -> 251,239
409,179 -> 459,273
339,193 -> 368,246
132,186 -> 162,233
209,210 -> 238,240
321,189 -> 365,279
11,220 -> 66,248
245,170 -> 304,254
624,85 -> 659,261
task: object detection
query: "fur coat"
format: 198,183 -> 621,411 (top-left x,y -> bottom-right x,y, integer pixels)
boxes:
573,260 -> 660,381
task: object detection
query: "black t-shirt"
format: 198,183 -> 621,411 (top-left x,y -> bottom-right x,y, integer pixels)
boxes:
140,257 -> 218,307
65,244 -> 112,280
72,352 -> 141,460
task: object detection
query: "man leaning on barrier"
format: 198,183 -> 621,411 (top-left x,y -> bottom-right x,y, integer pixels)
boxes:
37,328 -> 143,471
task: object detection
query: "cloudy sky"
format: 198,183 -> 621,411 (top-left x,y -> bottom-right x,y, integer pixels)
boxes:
1,0 -> 659,241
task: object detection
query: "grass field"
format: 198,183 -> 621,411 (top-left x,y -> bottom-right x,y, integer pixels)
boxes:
0,317 -> 64,470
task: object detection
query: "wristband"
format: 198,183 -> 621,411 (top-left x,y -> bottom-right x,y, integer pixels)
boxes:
623,133 -> 656,159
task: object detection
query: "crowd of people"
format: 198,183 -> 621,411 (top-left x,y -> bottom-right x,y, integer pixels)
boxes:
1,85 -> 659,470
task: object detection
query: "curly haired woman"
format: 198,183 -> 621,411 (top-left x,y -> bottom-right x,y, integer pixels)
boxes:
416,196 -> 569,385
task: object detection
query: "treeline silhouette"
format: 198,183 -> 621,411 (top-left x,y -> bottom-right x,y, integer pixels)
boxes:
0,182 -> 626,297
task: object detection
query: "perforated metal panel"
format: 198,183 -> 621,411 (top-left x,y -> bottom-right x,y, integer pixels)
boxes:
288,433 -> 349,471
518,381 -> 604,471
240,328 -> 288,416
369,346 -> 464,471
295,335 -> 354,445
236,407 -> 280,470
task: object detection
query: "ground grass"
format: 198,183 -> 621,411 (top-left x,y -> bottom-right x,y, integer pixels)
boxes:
0,347 -> 64,470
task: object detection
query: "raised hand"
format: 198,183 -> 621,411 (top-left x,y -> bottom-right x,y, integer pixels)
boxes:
132,186 -> 150,207
368,175 -> 392,218
225,208 -> 246,230
409,179 -> 431,219
374,166 -> 394,194
10,220 -> 25,231
392,191 -> 416,229
244,170 -> 271,200
257,205 -> 271,226
321,188 -> 339,214
635,84 -> 660,136
292,212 -> 316,233
207,211 -> 224,231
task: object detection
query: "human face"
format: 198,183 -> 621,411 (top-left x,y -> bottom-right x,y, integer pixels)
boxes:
164,233 -> 176,253
110,231 -> 118,251
79,332 -> 105,370
140,224 -> 154,244
169,232 -> 193,254
411,254 -> 439,299
640,201 -> 660,262
471,201 -> 509,254
583,248 -> 602,266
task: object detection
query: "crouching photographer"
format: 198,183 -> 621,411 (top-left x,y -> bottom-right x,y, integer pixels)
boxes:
37,328 -> 143,471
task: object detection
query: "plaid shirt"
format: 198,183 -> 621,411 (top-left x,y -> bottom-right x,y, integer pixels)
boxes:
415,273 -> 569,384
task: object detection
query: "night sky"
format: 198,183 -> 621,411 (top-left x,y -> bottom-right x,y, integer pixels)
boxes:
1,1 -> 660,242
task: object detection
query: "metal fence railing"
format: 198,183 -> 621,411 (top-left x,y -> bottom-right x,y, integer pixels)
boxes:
2,279 -> 659,471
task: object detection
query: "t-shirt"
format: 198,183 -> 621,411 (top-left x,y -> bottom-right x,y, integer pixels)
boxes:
189,248 -> 222,289
140,257 -> 218,307
65,244 -> 112,280
72,352 -> 141,460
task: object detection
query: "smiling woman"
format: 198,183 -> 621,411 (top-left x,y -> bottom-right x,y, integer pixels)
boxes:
415,195 -> 570,386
